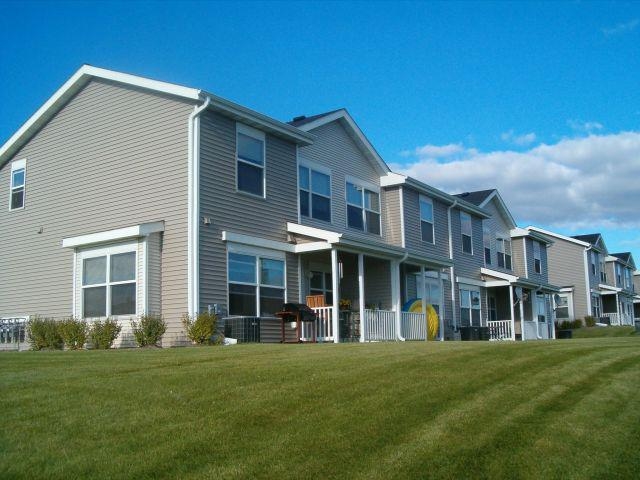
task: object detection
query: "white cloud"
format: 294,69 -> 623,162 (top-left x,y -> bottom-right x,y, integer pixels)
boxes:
500,130 -> 537,146
601,19 -> 639,36
393,131 -> 640,229
405,143 -> 466,158
567,119 -> 604,133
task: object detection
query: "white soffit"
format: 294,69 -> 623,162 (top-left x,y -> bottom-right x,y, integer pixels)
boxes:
62,221 -> 165,248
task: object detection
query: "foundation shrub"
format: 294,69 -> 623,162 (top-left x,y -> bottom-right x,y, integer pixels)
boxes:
89,319 -> 121,349
584,316 -> 597,327
131,314 -> 167,347
182,312 -> 219,345
26,316 -> 63,350
58,317 -> 88,350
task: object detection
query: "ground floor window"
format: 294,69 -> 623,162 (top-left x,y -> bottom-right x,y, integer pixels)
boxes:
80,245 -> 137,318
309,271 -> 333,306
228,250 -> 285,317
535,293 -> 546,323
591,294 -> 601,318
554,293 -> 571,319
460,288 -> 481,327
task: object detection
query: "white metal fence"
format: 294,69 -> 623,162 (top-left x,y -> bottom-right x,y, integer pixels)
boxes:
364,309 -> 396,341
307,307 -> 334,342
401,312 -> 426,340
487,320 -> 513,341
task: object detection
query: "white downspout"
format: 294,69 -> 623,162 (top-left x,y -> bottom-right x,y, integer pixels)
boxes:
583,246 -> 592,318
535,286 -> 543,339
187,96 -> 211,316
447,200 -> 459,337
394,252 -> 409,341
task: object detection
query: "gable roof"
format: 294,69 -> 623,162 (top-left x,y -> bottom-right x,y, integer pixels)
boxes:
0,65 -> 314,166
572,233 -> 608,253
288,108 -> 390,175
454,189 -> 516,229
526,226 -> 591,248
610,252 -> 636,269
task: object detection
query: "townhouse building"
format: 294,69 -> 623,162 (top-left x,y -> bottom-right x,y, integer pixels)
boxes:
0,65 -> 571,348
604,252 -> 636,325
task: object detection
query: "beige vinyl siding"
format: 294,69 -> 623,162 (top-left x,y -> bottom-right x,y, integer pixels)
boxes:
198,111 -> 299,314
511,239 -> 526,277
546,239 -> 589,319
297,120 -> 387,242
0,79 -> 193,345
147,232 -> 162,315
382,186 -> 403,247
403,187 -> 450,260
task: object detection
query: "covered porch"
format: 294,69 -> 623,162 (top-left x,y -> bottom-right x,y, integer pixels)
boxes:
290,223 -> 450,343
600,288 -> 635,326
482,269 -> 558,341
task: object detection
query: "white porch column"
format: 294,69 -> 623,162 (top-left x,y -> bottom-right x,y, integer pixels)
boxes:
391,260 -> 404,341
331,248 -> 340,344
519,289 -> 526,341
549,294 -> 556,339
438,269 -> 444,341
509,286 -> 516,341
421,266 -> 427,342
358,253 -> 365,343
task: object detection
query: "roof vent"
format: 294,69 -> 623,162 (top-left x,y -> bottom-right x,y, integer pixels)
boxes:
292,115 -> 306,122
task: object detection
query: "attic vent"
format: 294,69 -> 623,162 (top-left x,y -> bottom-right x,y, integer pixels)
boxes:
292,115 -> 306,122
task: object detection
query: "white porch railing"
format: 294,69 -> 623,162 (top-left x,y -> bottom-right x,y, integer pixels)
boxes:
306,307 -> 334,342
621,314 -> 634,326
401,312 -> 426,340
602,313 -> 620,326
487,320 -> 513,341
364,309 -> 396,341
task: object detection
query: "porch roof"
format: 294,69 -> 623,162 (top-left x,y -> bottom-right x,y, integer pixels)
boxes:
598,283 -> 622,295
481,268 -> 560,292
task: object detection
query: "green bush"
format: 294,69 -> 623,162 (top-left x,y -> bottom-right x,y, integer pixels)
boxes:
58,317 -> 88,350
89,319 -> 121,349
26,316 -> 63,350
131,314 -> 167,347
182,312 -> 219,345
584,316 -> 596,327
558,319 -> 583,330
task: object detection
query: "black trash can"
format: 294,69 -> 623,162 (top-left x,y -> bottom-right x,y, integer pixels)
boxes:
557,329 -> 572,339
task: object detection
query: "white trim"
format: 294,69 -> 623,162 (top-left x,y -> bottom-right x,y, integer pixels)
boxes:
526,226 -> 590,247
481,268 -> 518,283
9,159 -> 26,211
345,175 -> 379,193
399,186 -> 406,248
72,250 -> 77,317
237,122 -> 266,141
345,177 -> 381,235
485,280 -> 510,287
294,242 -> 332,253
523,237 -> 529,277
460,211 -> 473,255
143,238 -> 149,314
380,172 -> 407,187
298,160 -> 332,223
296,146 -> 301,225
456,276 -> 485,288
419,194 -> 435,244
236,122 -> 266,198
62,221 -> 165,248
287,223 -> 342,243
222,231 -> 293,253
584,248 -> 592,314
11,158 -> 26,170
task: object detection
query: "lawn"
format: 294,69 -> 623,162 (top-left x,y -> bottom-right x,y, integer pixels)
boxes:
571,325 -> 636,338
1,338 -> 639,479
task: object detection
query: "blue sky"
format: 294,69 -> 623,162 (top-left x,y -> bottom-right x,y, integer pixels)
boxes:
2,1 -> 640,263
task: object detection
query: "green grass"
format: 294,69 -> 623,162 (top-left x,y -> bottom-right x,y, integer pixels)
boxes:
2,339 -> 639,479
571,326 -> 636,338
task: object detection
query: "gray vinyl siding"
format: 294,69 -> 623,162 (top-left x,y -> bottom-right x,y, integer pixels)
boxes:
382,186 -> 402,247
364,257 -> 391,309
451,208 -> 484,279
297,120 -> 387,243
482,200 -> 515,276
402,187 -> 450,259
524,237 -> 549,283
546,239 -> 589,318
198,111 -> 299,314
147,232 -> 163,315
511,238 -> 526,277
0,79 -> 193,345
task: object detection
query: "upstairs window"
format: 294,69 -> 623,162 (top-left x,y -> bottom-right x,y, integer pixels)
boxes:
497,237 -> 512,270
236,124 -> 265,197
625,268 -> 632,290
299,165 -> 331,222
533,241 -> 542,274
483,223 -> 492,266
591,251 -> 597,276
616,263 -> 622,286
599,256 -> 606,282
10,159 -> 26,210
346,181 -> 380,235
460,212 -> 472,254
419,196 -> 434,243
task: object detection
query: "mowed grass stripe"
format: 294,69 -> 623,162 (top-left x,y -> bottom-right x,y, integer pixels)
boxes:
0,338 -> 638,479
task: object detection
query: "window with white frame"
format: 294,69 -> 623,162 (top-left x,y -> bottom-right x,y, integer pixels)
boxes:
10,159 -> 26,210
460,288 -> 481,326
615,263 -> 622,287
591,251 -> 597,276
228,251 -> 285,317
460,212 -> 472,254
236,124 -> 265,197
599,255 -> 606,282
346,181 -> 380,234
81,248 -> 137,317
309,271 -> 333,306
554,293 -> 571,319
625,268 -> 632,290
299,164 -> 331,222
483,223 -> 492,266
496,237 -> 512,270
415,274 -> 442,315
533,241 -> 542,274
419,195 -> 434,243
591,294 -> 601,318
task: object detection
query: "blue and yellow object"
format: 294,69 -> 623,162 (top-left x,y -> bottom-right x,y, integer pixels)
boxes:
402,299 -> 439,340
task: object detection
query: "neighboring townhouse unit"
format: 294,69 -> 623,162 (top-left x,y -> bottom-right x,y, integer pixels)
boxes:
634,271 -> 640,320
453,190 -> 559,340
604,252 -> 636,325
